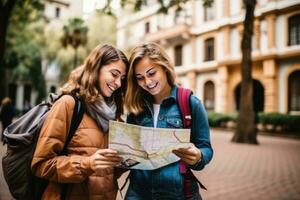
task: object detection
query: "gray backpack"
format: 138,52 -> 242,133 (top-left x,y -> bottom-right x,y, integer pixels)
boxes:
2,93 -> 85,200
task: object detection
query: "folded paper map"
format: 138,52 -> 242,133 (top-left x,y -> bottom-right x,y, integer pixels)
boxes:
108,120 -> 191,170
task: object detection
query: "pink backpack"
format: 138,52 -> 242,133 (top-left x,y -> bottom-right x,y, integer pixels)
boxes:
177,87 -> 207,199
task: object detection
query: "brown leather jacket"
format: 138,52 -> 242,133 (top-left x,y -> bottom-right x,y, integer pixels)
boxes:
31,95 -> 118,200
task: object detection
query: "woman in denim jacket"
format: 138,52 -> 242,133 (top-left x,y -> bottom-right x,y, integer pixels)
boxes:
124,42 -> 213,200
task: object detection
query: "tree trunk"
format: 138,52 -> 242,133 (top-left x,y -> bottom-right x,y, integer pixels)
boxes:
232,0 -> 258,144
0,0 -> 17,100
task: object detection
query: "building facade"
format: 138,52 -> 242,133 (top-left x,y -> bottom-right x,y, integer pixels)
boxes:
117,0 -> 300,114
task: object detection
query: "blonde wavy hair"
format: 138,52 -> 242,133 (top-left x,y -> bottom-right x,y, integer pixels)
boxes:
61,44 -> 129,118
124,42 -> 176,115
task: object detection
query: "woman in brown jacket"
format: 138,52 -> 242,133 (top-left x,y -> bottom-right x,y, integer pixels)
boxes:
31,44 -> 129,200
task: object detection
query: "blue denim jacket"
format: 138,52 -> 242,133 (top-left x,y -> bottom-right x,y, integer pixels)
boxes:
125,86 -> 213,200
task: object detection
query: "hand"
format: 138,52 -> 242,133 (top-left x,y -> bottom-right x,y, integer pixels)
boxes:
172,144 -> 202,165
89,149 -> 123,173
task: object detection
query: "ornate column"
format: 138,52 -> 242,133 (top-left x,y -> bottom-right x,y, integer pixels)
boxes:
187,71 -> 196,92
191,36 -> 196,65
16,83 -> 24,111
254,19 -> 260,51
222,26 -> 230,59
266,14 -> 276,50
263,59 -> 278,112
223,0 -> 230,17
191,0 -> 196,26
217,66 -> 229,113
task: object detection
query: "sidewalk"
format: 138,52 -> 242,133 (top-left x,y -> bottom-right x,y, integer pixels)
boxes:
1,129 -> 300,200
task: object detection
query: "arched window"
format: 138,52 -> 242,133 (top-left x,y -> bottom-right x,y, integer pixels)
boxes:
288,14 -> 300,46
288,70 -> 300,112
204,38 -> 215,61
204,81 -> 215,111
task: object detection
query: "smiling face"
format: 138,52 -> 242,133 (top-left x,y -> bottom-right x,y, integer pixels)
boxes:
134,58 -> 171,103
98,60 -> 126,97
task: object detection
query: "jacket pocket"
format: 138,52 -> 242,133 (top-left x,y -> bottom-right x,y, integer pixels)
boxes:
166,116 -> 183,128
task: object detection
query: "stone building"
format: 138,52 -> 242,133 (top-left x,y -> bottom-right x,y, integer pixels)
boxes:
117,0 -> 300,114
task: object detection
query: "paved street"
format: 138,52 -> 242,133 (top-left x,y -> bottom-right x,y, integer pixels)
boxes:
1,130 -> 300,200
194,131 -> 300,200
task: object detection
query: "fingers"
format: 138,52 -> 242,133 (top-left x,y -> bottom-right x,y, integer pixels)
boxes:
90,149 -> 123,171
175,148 -> 195,156
174,145 -> 198,156
93,155 -> 123,163
173,150 -> 197,161
172,146 -> 201,165
94,149 -> 123,160
93,153 -> 123,162
95,148 -> 118,155
173,150 -> 199,165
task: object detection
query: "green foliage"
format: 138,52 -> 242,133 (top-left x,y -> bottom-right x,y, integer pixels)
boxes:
44,12 -> 116,82
45,17 -> 89,81
43,26 -> 64,61
86,10 -> 117,48
101,0 -> 213,15
5,0 -> 46,101
258,113 -> 300,133
207,112 -> 237,127
202,0 -> 214,7
133,0 -> 144,11
62,18 -> 88,49
56,45 -> 88,82
208,112 -> 300,133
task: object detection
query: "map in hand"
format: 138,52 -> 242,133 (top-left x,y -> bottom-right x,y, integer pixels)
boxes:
108,120 -> 191,170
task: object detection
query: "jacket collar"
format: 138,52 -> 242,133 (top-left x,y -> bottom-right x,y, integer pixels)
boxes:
169,85 -> 178,102
143,85 -> 178,106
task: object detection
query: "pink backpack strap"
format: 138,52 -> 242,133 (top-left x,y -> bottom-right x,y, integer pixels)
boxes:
177,87 -> 207,197
177,87 -> 192,175
177,87 -> 192,128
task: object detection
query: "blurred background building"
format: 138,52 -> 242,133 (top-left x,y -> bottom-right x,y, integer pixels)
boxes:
117,0 -> 300,115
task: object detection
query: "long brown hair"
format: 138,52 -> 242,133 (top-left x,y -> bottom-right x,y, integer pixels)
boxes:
125,42 -> 176,115
61,44 -> 129,118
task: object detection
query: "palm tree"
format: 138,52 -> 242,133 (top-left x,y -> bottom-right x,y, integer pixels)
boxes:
61,18 -> 88,68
